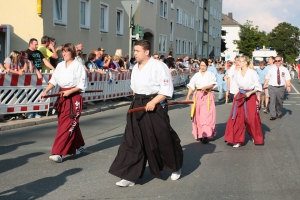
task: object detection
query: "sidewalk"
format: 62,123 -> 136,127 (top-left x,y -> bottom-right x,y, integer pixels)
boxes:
0,100 -> 131,132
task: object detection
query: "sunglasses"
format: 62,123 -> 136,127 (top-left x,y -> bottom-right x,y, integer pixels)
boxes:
274,60 -> 282,62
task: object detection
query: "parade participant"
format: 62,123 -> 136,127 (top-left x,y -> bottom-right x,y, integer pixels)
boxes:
186,59 -> 217,143
40,43 -> 87,163
262,56 -> 275,113
109,40 -> 183,187
227,56 -> 241,103
264,56 -> 291,120
224,55 -> 264,148
256,61 -> 267,110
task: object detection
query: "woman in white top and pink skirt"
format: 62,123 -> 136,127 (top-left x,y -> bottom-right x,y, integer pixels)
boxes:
186,59 -> 217,143
224,55 -> 264,147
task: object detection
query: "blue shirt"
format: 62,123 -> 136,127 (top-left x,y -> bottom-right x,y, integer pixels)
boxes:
207,66 -> 217,76
216,73 -> 224,86
256,67 -> 266,84
94,59 -> 104,69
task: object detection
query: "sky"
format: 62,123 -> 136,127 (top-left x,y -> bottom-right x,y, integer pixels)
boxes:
223,0 -> 300,33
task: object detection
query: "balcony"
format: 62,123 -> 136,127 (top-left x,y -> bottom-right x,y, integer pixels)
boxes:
204,10 -> 208,20
203,33 -> 208,42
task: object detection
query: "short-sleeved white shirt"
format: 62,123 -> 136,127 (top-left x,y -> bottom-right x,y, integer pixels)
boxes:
49,60 -> 87,91
265,65 -> 291,87
187,71 -> 216,90
230,68 -> 262,94
131,57 -> 173,97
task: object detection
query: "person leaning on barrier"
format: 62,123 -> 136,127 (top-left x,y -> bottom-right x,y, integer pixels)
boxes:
3,51 -> 26,76
85,53 -> 106,75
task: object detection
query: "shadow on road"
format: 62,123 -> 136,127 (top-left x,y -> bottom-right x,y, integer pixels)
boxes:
181,142 -> 216,178
135,142 -> 216,185
0,168 -> 82,199
0,152 -> 44,174
63,134 -> 124,162
0,141 -> 36,155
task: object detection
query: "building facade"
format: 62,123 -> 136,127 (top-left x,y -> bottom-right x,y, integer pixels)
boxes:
0,0 -> 222,62
221,12 -> 240,61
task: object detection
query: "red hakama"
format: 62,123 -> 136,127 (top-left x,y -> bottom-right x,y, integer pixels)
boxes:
51,88 -> 84,155
224,92 -> 264,146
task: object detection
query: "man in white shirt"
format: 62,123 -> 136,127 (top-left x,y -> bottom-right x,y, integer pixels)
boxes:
262,56 -> 275,113
264,56 -> 291,120
109,40 -> 183,187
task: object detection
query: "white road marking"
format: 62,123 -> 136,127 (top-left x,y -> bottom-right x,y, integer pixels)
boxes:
291,83 -> 299,94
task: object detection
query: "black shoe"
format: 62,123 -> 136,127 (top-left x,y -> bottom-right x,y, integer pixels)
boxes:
270,117 -> 276,120
277,115 -> 282,119
202,137 -> 209,144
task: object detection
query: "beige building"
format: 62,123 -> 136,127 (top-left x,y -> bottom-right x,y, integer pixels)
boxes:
0,0 -> 222,62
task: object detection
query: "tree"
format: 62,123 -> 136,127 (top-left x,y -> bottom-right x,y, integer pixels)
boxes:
267,22 -> 300,63
234,20 -> 268,57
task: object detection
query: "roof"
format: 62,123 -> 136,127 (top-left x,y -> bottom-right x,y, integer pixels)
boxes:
222,13 -> 240,26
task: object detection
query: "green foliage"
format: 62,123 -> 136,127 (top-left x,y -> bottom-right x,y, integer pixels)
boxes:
267,22 -> 300,63
234,20 -> 268,57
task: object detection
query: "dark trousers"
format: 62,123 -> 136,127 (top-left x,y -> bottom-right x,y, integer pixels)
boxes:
268,85 -> 285,117
109,94 -> 183,182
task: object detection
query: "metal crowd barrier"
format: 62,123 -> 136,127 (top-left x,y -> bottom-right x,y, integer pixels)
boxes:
0,71 -> 194,115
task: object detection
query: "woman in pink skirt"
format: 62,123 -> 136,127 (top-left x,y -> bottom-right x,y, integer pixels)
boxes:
186,59 -> 217,143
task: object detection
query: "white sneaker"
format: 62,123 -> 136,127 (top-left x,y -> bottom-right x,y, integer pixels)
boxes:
116,179 -> 135,187
233,143 -> 241,148
49,155 -> 62,163
76,144 -> 86,155
171,169 -> 181,180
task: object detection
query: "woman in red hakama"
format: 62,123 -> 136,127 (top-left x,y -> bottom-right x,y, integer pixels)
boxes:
224,56 -> 264,147
186,59 -> 217,143
40,43 -> 87,162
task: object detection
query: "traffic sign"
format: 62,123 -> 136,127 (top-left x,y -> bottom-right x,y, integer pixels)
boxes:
121,0 -> 141,17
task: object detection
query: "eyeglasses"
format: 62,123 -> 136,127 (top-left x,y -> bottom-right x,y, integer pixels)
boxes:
154,57 -> 159,59
274,60 -> 282,62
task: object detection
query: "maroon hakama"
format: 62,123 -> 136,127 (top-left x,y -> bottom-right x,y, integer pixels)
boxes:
224,92 -> 264,146
51,88 -> 84,155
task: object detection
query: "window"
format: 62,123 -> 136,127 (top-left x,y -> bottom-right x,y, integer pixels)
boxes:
199,19 -> 203,32
171,0 -> 174,9
176,7 -> 182,24
80,0 -> 90,29
199,0 -> 203,8
213,27 -> 215,38
183,11 -> 188,27
209,25 -> 212,36
100,2 -> 109,32
210,5 -> 213,15
190,14 -> 194,29
116,8 -> 124,35
159,34 -> 167,53
198,43 -> 202,56
160,0 -> 168,19
213,8 -> 217,19
176,39 -> 181,54
182,40 -> 187,54
170,21 -> 174,41
53,0 -> 67,25
189,41 -> 193,55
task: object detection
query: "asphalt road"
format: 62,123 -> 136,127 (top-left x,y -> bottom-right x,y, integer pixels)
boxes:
0,80 -> 300,200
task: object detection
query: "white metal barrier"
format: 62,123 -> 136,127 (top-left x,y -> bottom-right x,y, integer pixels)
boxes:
0,71 -> 194,115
